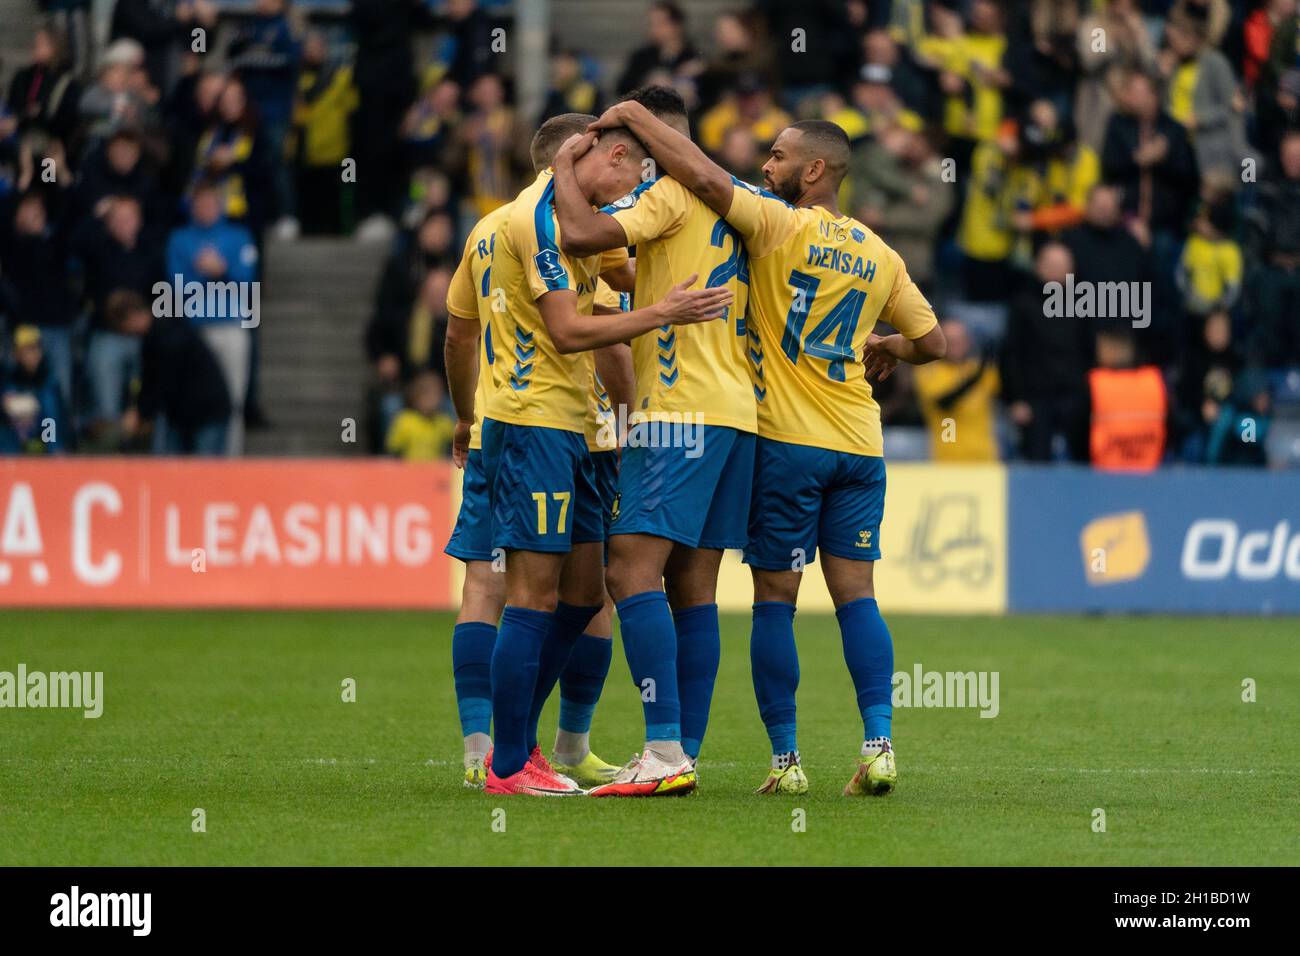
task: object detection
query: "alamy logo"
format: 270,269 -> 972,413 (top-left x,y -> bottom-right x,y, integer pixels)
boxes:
1043,273 -> 1150,328
50,886 -> 151,936
892,664 -> 999,718
594,404 -> 705,459
153,274 -> 260,328
0,664 -> 102,718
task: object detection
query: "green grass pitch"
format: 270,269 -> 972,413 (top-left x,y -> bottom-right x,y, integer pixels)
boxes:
2,610 -> 1297,866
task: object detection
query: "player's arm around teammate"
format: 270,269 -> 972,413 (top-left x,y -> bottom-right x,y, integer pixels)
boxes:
588,99 -> 736,219
538,279 -> 729,353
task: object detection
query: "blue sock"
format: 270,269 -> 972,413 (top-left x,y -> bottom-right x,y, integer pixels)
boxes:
837,597 -> 893,740
674,603 -> 720,760
750,601 -> 798,754
452,622 -> 496,738
616,590 -> 681,742
490,606 -> 551,777
525,602 -> 600,753
559,632 -> 612,734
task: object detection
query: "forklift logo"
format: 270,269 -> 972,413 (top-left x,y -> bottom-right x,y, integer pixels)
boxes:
904,494 -> 994,588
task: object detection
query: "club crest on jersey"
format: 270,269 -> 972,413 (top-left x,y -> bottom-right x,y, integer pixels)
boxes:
609,191 -> 638,210
533,249 -> 566,282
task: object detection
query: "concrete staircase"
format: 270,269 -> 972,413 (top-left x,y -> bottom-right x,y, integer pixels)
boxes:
245,236 -> 388,456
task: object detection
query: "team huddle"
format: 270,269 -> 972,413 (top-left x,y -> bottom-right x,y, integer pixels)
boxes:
443,85 -> 946,797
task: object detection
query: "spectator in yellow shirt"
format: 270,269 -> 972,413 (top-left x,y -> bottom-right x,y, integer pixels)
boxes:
386,370 -> 454,461
1177,186 -> 1243,317
294,31 -> 359,235
915,0 -> 1010,147
697,73 -> 791,154
914,319 -> 1001,462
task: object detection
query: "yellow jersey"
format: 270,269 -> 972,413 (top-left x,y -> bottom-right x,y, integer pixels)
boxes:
446,201 -> 513,450
916,31 -> 1006,142
605,175 -> 756,434
1169,60 -> 1199,129
1180,233 -> 1243,310
725,181 -> 938,457
956,141 -> 1101,263
485,169 -> 628,435
385,408 -> 454,461
913,359 -> 1001,463
698,100 -> 793,153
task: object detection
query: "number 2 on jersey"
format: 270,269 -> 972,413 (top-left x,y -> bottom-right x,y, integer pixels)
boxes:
706,218 -> 749,332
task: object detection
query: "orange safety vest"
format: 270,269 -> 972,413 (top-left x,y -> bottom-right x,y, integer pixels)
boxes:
1089,366 -> 1167,472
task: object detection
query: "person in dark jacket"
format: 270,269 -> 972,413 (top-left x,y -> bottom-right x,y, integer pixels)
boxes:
754,0 -> 859,106
1101,69 -> 1199,365
1001,241 -> 1093,462
1062,184 -> 1160,358
71,127 -> 165,228
349,0 -> 432,239
365,210 -> 455,377
5,24 -> 82,145
190,78 -> 274,238
73,195 -> 163,429
226,0 -> 301,238
365,213 -> 453,452
1174,310 -> 1269,464
110,290 -> 232,455
441,0 -> 499,89
161,66 -> 225,209
1247,129 -> 1300,366
616,1 -> 704,98
110,0 -> 217,97
1101,70 -> 1200,236
1063,186 -> 1149,290
0,191 -> 77,407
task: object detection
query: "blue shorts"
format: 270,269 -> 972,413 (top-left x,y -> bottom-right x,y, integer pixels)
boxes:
744,437 -> 886,570
445,446 -> 493,562
590,449 -> 620,537
611,424 -> 755,550
481,418 -> 605,553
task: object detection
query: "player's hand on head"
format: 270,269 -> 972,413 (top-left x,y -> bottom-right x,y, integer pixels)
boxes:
659,274 -> 733,325
556,131 -> 597,163
862,333 -> 900,382
452,421 -> 472,469
588,102 -> 630,132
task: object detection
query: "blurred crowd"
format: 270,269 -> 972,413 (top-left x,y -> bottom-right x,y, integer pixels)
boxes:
2,0 -> 1299,467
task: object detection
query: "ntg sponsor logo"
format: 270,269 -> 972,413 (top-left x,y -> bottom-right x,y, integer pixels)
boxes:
1181,519 -> 1300,581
